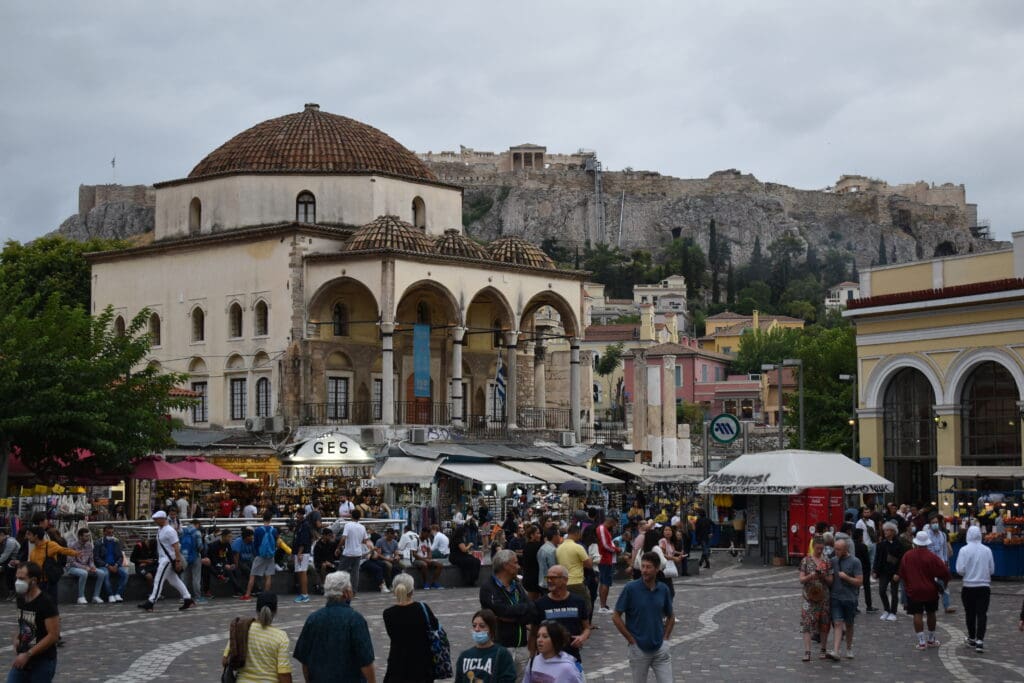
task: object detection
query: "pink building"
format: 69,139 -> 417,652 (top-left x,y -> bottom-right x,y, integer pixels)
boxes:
623,342 -> 733,406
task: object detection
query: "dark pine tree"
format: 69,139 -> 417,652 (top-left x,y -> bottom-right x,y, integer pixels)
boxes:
878,234 -> 888,266
708,219 -> 720,304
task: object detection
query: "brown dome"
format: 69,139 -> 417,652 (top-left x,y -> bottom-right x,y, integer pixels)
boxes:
188,103 -> 437,182
347,215 -> 434,254
434,229 -> 488,260
487,237 -> 556,269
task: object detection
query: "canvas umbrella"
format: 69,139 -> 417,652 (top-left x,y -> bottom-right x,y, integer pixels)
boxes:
130,455 -> 199,480
176,456 -> 247,482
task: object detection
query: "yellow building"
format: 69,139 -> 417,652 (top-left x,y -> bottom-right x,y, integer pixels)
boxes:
844,235 -> 1024,504
700,310 -> 805,355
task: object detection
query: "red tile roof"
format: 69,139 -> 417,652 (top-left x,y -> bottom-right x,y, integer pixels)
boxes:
847,278 -> 1024,310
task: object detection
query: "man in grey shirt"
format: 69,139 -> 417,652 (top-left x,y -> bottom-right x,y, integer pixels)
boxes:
828,538 -> 863,660
537,526 -> 562,592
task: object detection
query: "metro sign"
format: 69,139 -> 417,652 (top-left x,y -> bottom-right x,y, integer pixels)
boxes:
709,413 -> 741,444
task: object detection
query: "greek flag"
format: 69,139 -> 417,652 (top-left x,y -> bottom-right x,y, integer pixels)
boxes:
495,350 -> 506,411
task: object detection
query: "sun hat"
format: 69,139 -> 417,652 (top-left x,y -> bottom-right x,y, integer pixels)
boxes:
913,530 -> 931,547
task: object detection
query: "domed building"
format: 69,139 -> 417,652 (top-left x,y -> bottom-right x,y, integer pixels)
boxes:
88,105 -> 591,445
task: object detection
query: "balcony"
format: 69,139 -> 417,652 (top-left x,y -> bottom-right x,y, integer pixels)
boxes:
302,401 -> 450,426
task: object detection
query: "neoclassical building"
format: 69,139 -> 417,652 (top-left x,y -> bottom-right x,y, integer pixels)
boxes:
88,104 -> 590,442
844,232 -> 1024,503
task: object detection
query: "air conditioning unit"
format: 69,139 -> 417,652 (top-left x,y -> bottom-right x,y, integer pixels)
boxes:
245,417 -> 266,432
267,415 -> 285,433
410,427 -> 428,445
559,431 -> 575,448
361,427 -> 387,445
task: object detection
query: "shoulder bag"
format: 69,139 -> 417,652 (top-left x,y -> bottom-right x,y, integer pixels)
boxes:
42,544 -> 64,585
420,601 -> 453,679
221,617 -> 255,683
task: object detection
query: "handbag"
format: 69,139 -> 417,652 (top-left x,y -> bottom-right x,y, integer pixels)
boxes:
805,580 -> 827,603
420,601 -> 453,679
42,544 -> 64,585
221,617 -> 254,683
663,559 -> 679,578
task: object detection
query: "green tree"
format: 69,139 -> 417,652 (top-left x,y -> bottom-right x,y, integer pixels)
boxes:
732,326 -> 802,374
725,260 -> 736,305
734,280 -> 773,315
708,219 -> 720,304
768,235 -> 804,303
878,234 -> 888,265
540,236 -> 571,265
821,249 -> 850,287
595,342 -> 625,419
746,234 -> 768,283
783,323 -> 857,453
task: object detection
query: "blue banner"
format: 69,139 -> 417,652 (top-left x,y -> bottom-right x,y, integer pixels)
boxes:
413,323 -> 431,398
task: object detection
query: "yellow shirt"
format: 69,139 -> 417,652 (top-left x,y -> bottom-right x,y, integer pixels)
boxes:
222,623 -> 293,683
555,538 -> 589,585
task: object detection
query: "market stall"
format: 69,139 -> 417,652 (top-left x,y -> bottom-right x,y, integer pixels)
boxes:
698,450 -> 894,564
937,466 -> 1024,578
278,432 -> 380,517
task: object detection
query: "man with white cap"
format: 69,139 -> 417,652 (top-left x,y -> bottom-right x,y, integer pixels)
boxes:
897,530 -> 951,650
138,510 -> 195,612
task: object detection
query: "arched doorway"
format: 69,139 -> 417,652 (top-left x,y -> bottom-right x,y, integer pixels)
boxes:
961,361 -> 1022,470
883,367 -> 937,505
395,281 -> 460,424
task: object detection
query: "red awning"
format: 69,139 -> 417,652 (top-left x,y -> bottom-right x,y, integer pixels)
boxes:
174,456 -> 247,482
130,455 -> 200,481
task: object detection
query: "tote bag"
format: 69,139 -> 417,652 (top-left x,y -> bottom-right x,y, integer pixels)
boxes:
420,602 -> 453,679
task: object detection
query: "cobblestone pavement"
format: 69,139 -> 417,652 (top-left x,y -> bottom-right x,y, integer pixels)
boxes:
3,562 -> 1023,682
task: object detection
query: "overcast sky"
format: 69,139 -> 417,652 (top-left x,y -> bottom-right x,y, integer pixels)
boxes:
2,1 -> 1023,244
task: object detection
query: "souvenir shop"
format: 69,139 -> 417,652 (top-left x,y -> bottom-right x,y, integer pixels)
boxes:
939,466 -> 1024,578
276,432 -> 381,517
603,461 -> 703,523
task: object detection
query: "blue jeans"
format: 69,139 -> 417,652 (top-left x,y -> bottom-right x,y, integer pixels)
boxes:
103,566 -> 129,597
66,567 -> 108,600
7,657 -> 56,683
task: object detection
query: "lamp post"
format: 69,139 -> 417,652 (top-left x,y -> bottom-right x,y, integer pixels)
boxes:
839,374 -> 857,460
762,363 -> 784,448
783,358 -> 804,449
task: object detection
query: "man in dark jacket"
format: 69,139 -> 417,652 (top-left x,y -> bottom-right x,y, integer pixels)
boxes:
479,548 -> 535,677
93,525 -> 128,602
694,509 -> 713,569
872,521 -> 904,620
852,528 -> 876,613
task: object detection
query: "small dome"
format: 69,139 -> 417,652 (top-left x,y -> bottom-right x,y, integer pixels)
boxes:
487,237 -> 556,269
188,103 -> 437,182
434,229 -> 488,260
347,215 -> 434,254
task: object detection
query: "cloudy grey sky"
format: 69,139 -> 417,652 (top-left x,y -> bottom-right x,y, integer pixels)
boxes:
2,1 -> 1023,243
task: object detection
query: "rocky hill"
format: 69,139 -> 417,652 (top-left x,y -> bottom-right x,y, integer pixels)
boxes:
428,163 -> 1002,268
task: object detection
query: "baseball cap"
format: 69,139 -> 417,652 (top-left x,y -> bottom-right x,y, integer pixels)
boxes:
913,530 -> 931,547
151,511 -> 167,520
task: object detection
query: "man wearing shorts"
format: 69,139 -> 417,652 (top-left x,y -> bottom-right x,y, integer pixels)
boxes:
242,512 -> 290,601
899,530 -> 952,650
596,515 -> 618,614
826,538 -> 862,660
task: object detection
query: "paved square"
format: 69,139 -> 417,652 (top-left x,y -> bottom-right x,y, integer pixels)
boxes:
4,563 -> 1023,682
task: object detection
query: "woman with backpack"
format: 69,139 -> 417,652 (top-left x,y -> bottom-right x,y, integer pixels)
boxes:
222,591 -> 293,683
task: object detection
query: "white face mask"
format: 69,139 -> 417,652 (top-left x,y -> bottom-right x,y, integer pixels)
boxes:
14,580 -> 29,595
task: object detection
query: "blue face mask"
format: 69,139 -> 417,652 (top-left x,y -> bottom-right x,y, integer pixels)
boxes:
472,630 -> 491,645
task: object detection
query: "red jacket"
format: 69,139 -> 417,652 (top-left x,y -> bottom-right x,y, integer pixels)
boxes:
898,547 -> 951,602
596,524 -> 616,565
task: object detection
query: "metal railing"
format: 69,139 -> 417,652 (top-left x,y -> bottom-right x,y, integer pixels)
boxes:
303,401 -> 382,425
517,406 -> 571,430
394,401 -> 450,425
464,414 -> 509,439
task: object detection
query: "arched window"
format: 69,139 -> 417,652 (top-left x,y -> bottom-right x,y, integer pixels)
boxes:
883,367 -> 936,504
228,303 -> 243,338
493,319 -> 503,348
961,361 -> 1022,467
255,377 -> 271,417
332,303 -> 349,336
296,191 -> 316,224
254,301 -> 269,336
114,315 -> 126,337
416,301 -> 431,325
593,353 -> 600,370
411,196 -> 426,230
149,313 -> 161,346
189,198 -> 201,235
191,308 -> 205,342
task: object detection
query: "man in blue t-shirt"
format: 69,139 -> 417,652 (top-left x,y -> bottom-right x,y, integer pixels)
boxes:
612,550 -> 675,683
230,528 -> 255,593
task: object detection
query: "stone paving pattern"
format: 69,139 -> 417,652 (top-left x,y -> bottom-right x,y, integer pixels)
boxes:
4,561 -> 1023,682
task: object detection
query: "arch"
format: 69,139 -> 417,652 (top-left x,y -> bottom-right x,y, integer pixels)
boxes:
307,277 -> 380,342
863,354 -> 944,410
519,290 -> 580,340
147,360 -> 162,373
113,315 -> 126,337
225,353 -> 246,370
189,197 -> 201,235
396,280 -> 461,326
252,350 -> 271,369
960,360 -> 1022,467
417,301 -> 432,325
296,190 -> 316,224
325,350 -> 354,371
945,347 -> 1024,405
254,300 -> 269,336
411,196 -> 426,230
228,302 -> 243,338
190,307 -> 205,343
188,357 -> 208,374
255,377 -> 272,417
148,312 -> 161,346
883,367 -> 938,503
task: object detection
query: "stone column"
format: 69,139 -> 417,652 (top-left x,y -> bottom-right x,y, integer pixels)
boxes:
661,355 -> 677,467
450,327 -> 465,426
381,322 -> 395,425
631,353 -> 647,453
647,361 -> 663,465
505,331 -> 519,428
534,341 -> 547,409
570,339 -> 581,441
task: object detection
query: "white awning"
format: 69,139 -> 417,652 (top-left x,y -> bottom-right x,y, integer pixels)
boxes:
502,461 -> 585,485
551,464 -> 624,485
607,462 -> 704,484
438,462 -> 543,486
374,457 -> 442,486
698,449 -> 894,495
935,466 -> 1024,479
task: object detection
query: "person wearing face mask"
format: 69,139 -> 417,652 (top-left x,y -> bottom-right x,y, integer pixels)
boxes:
455,609 -> 516,682
9,562 -> 60,683
93,525 -> 128,603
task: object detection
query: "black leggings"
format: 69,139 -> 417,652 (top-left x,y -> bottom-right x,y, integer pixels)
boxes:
878,574 -> 898,613
961,586 -> 991,641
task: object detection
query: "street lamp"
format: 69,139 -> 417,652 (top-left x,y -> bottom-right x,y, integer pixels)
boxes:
783,359 -> 804,449
762,363 -> 784,448
839,374 -> 857,460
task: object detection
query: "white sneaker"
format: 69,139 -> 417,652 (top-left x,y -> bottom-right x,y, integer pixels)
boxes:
114,595 -> 123,602
108,596 -> 118,604
380,584 -> 390,593
845,647 -> 854,659
598,606 -> 613,614
92,597 -> 104,604
886,613 -> 897,621
879,611 -> 890,620
76,597 -> 87,605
